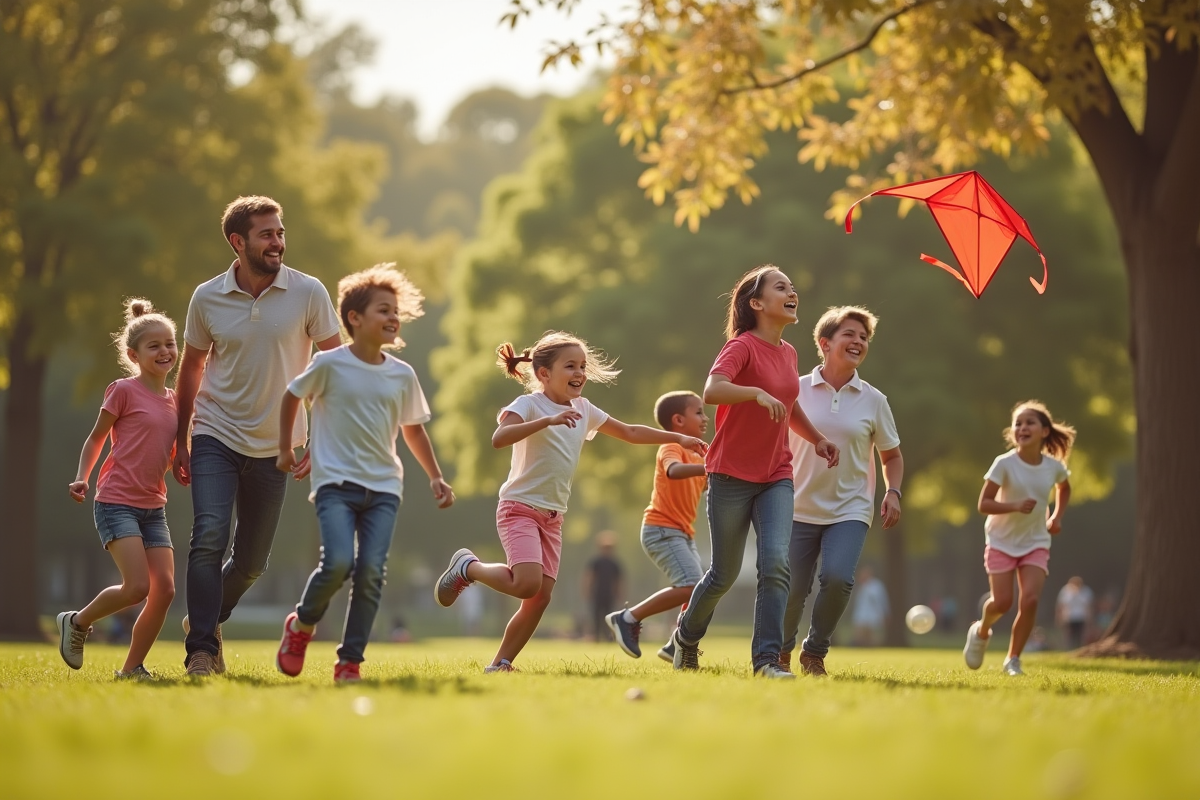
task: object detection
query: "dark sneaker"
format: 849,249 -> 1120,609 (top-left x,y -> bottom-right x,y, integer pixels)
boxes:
435,548 -> 478,607
334,661 -> 361,683
605,610 -> 642,658
276,612 -> 314,677
656,638 -> 675,663
799,651 -> 828,677
56,611 -> 90,670
114,664 -> 154,681
755,662 -> 797,679
778,650 -> 792,672
185,650 -> 215,677
670,628 -> 701,671
182,615 -> 225,674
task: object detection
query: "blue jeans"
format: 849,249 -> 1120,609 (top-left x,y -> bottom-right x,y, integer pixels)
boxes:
297,482 -> 399,664
678,474 -> 793,670
782,519 -> 870,657
185,434 -> 288,659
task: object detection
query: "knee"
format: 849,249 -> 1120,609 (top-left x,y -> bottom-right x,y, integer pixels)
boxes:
155,583 -> 176,604
526,590 -> 553,612
512,576 -> 542,599
821,572 -> 854,597
320,557 -> 354,585
989,595 -> 1013,615
353,562 -> 386,590
123,579 -> 151,602
1019,596 -> 1039,616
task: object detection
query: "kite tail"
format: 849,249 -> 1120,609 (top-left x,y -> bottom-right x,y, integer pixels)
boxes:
844,196 -> 871,233
920,254 -> 981,299
1030,252 -> 1048,294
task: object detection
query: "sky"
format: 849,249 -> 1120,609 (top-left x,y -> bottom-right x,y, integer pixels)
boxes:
301,0 -> 626,139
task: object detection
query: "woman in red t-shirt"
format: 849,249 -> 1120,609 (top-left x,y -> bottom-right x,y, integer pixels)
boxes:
670,265 -> 839,678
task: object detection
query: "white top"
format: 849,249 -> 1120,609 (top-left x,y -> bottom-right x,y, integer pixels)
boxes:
497,393 -> 609,513
287,347 -> 431,501
184,262 -> 341,458
1057,583 -> 1094,622
851,577 -> 889,627
983,450 -> 1070,557
791,367 -> 900,525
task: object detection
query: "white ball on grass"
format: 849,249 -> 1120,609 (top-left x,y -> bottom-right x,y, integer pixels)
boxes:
905,604 -> 936,634
625,687 -> 646,701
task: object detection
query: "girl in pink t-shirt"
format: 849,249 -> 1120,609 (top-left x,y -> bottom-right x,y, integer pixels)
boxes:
671,265 -> 839,678
56,299 -> 179,679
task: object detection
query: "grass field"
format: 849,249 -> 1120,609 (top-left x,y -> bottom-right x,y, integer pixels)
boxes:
2,638 -> 1198,800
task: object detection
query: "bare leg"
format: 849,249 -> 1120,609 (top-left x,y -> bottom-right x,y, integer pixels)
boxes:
467,560 -> 543,600
493,574 -> 556,666
122,548 -> 175,672
1008,565 -> 1046,659
76,538 -> 151,629
976,570 -> 1015,641
630,586 -> 693,621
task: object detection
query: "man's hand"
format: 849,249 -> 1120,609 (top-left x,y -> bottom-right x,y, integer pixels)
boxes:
881,492 -> 901,529
276,448 -> 299,476
172,440 -> 191,486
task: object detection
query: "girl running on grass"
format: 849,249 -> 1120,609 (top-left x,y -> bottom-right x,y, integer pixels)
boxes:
964,401 -> 1074,676
58,299 -> 179,679
434,331 -> 707,673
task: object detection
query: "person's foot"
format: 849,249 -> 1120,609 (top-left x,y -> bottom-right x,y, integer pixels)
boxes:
484,659 -> 517,673
656,638 -> 676,663
435,548 -> 478,607
799,651 -> 828,677
185,650 -> 216,677
755,662 -> 797,679
114,664 -> 154,681
778,650 -> 792,672
55,611 -> 90,670
605,610 -> 642,658
334,661 -> 361,683
670,628 -> 701,671
1002,656 -> 1024,676
182,615 -> 226,674
276,612 -> 314,677
963,621 -> 989,670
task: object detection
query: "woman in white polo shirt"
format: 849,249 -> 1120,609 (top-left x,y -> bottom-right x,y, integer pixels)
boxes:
781,306 -> 904,677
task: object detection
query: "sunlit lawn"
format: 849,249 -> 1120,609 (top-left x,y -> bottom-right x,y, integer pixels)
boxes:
2,638 -> 1198,800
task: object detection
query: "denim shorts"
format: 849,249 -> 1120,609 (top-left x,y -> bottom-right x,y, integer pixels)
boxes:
94,501 -> 173,550
640,524 -> 704,587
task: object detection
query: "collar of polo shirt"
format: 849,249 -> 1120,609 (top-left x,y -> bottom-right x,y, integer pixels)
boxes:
811,365 -> 863,391
220,259 -> 291,294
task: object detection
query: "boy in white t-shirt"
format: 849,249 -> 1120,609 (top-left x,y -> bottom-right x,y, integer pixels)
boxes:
273,264 -> 454,682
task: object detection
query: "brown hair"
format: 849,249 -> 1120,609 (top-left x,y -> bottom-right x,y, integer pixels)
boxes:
654,391 -> 701,430
221,196 -> 282,250
725,265 -> 783,340
496,331 -> 620,392
1004,400 -> 1077,461
112,298 -> 176,376
813,305 -> 878,361
336,263 -> 425,345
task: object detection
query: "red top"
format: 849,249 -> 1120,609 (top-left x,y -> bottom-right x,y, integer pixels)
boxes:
96,378 -> 177,508
704,333 -> 800,483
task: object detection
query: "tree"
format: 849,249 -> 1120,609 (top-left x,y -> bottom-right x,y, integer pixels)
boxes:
508,0 -> 1200,658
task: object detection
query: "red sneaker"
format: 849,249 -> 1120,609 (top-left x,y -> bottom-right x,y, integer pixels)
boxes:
334,661 -> 361,683
276,612 -> 314,677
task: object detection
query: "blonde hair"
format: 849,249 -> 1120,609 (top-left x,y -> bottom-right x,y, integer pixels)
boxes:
496,331 -> 620,392
725,265 -> 782,340
1004,400 -> 1076,461
336,263 -> 425,346
112,298 -> 176,376
813,306 -> 878,361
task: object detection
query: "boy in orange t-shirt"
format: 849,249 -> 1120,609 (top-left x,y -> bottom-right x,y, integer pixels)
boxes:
606,391 -> 708,661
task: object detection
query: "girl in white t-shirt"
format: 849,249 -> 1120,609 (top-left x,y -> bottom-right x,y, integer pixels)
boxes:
434,331 -> 707,672
964,401 -> 1074,676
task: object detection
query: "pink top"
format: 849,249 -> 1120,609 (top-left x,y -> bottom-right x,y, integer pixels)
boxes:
95,378 -> 177,509
705,333 -> 801,484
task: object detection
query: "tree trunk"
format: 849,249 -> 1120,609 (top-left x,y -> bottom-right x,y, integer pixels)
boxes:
882,523 -> 908,647
0,312 -> 48,640
1079,222 -> 1200,660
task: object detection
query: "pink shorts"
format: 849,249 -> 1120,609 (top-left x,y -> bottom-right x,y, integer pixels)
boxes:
985,546 -> 1050,575
496,500 -> 564,580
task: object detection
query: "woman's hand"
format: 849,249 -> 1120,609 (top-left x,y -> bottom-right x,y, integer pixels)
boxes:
755,391 -> 787,422
678,436 -> 708,457
881,492 -> 901,529
548,409 -> 583,428
68,480 -> 89,503
815,438 -> 840,468
276,448 -> 298,474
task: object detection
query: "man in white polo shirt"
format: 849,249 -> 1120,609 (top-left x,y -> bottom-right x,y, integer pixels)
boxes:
781,306 -> 904,677
172,196 -> 341,676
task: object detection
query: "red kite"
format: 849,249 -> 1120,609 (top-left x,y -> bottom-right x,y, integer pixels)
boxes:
844,171 -> 1048,298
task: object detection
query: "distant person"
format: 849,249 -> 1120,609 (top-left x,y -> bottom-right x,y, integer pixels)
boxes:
1094,589 -> 1118,634
585,532 -> 625,642
1056,576 -> 1094,650
781,306 -> 903,676
605,391 -> 708,662
457,583 -> 484,636
56,299 -> 179,680
390,616 -> 413,643
964,401 -> 1074,676
938,595 -> 959,632
432,332 -> 706,672
174,196 -> 342,677
849,566 -> 890,647
273,265 -> 454,682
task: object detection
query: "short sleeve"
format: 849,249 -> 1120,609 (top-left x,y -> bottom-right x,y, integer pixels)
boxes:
306,279 -> 342,343
100,381 -> 128,418
397,369 -> 432,426
287,353 -> 328,401
583,399 -> 609,440
984,454 -> 1008,484
874,395 -> 901,451
183,288 -> 212,350
659,443 -> 685,468
709,336 -> 751,380
498,394 -> 535,424
1055,459 -> 1070,483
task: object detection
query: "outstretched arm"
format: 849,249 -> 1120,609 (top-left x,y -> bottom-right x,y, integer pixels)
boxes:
704,373 -> 788,422
598,417 -> 707,455
68,410 -> 118,502
401,423 -> 454,508
492,409 -> 580,448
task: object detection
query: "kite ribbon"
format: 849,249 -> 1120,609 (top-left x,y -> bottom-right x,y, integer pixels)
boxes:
919,254 -> 977,297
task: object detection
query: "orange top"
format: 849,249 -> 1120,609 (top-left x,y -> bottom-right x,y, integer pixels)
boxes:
643,443 -> 707,536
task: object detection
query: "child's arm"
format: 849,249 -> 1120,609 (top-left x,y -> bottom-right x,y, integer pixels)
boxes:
492,409 -> 580,448
401,423 -> 455,509
597,418 -> 707,455
69,410 -> 118,503
667,462 -> 707,479
1047,479 -> 1071,534
788,400 -> 840,468
978,480 -> 1037,515
703,373 -> 787,421
276,391 -> 307,479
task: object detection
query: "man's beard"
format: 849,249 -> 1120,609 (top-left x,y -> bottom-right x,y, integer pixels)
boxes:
244,245 -> 283,276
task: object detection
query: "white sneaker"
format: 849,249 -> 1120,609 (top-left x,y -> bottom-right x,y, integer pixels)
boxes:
56,611 -> 90,670
1003,656 -> 1024,676
484,659 -> 516,673
754,662 -> 797,680
963,621 -> 988,670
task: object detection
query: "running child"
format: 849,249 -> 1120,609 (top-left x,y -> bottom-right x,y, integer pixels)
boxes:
606,390 -> 708,662
274,264 -> 454,683
57,299 -> 179,679
963,400 -> 1074,676
434,331 -> 707,673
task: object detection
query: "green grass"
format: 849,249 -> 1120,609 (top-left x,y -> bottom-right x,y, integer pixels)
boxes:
3,639 -> 1198,800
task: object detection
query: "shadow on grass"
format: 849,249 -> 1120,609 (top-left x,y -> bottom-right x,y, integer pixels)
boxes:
835,672 -> 999,692
1042,659 -> 1200,679
134,673 -> 484,694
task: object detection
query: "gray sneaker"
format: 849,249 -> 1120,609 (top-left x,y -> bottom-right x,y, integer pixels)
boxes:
963,621 -> 988,670
605,610 -> 642,658
182,615 -> 226,674
1003,656 -> 1025,676
435,548 -> 478,607
56,611 -> 90,670
670,628 -> 701,671
114,664 -> 154,681
755,662 -> 798,680
656,638 -> 675,663
484,659 -> 517,673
